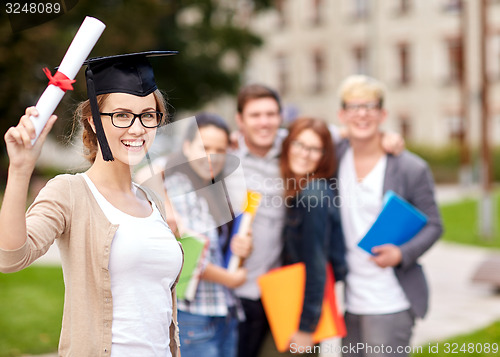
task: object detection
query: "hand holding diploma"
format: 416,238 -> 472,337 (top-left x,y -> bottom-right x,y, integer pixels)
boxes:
230,232 -> 253,259
29,16 -> 106,144
227,191 -> 261,272
4,107 -> 58,173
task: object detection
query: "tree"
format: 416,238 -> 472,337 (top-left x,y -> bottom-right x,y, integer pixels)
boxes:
0,0 -> 272,173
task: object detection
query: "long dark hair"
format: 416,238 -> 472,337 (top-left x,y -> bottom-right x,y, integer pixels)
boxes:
185,112 -> 230,143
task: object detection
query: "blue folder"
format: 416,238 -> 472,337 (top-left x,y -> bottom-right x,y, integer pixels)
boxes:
357,191 -> 428,255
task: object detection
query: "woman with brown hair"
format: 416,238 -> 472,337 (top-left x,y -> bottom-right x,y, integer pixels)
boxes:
280,117 -> 346,354
0,52 -> 183,356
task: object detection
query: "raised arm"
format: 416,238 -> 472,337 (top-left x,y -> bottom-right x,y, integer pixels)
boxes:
0,107 -> 57,251
330,123 -> 405,155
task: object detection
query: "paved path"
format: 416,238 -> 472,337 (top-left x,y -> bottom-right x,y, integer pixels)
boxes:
32,243 -> 61,266
415,184 -> 500,343
434,183 -> 481,205
413,242 -> 500,345
319,241 -> 500,356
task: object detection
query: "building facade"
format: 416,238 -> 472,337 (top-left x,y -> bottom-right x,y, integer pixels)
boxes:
238,0 -> 500,147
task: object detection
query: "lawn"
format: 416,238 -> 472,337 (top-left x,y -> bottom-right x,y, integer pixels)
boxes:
411,321 -> 500,356
440,192 -> 500,249
0,266 -> 63,357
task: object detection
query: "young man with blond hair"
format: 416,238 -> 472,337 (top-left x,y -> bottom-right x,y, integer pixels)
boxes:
336,75 -> 443,357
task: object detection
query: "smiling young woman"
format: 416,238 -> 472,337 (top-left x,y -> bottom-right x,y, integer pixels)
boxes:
279,117 -> 346,355
336,75 -> 442,357
76,90 -> 167,165
0,52 -> 184,357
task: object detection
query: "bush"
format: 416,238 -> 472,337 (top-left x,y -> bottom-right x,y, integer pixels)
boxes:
408,143 -> 500,184
408,143 -> 461,183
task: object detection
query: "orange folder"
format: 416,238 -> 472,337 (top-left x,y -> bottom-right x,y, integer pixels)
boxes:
258,263 -> 346,352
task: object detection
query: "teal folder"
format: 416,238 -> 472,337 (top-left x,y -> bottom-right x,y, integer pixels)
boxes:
357,191 -> 428,255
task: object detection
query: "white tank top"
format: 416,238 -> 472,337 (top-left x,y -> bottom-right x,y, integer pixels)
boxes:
81,173 -> 182,356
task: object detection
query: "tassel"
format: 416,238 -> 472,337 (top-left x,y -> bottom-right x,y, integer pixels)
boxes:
86,68 -> 114,161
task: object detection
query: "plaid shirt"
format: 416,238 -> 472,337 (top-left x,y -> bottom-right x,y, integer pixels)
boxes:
164,171 -> 237,316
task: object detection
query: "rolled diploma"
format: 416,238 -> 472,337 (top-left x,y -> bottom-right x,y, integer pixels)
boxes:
30,16 -> 106,144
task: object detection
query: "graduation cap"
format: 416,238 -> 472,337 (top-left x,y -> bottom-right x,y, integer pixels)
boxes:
83,51 -> 177,161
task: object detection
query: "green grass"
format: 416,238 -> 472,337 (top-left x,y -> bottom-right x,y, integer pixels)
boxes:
440,192 -> 500,249
412,321 -> 500,356
0,266 -> 63,357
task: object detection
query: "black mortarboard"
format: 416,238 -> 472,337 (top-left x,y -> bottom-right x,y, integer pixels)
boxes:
83,51 -> 177,161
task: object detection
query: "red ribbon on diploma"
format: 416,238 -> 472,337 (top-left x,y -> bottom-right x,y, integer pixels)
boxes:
43,67 -> 76,92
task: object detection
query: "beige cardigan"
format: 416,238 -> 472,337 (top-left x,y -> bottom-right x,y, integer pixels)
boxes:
0,174 -> 183,356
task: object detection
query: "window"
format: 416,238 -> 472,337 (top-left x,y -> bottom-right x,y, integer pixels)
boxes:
399,114 -> 411,140
447,115 -> 465,141
277,53 -> 289,95
488,32 -> 500,79
496,33 -> 500,79
398,0 -> 412,14
494,114 -> 500,143
275,0 -> 287,28
445,38 -> 464,84
311,0 -> 323,26
353,0 -> 369,19
443,0 -> 462,13
397,43 -> 411,85
353,45 -> 369,75
312,50 -> 326,93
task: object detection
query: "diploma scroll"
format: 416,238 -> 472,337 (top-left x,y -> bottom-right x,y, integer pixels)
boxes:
227,191 -> 261,272
30,16 -> 106,144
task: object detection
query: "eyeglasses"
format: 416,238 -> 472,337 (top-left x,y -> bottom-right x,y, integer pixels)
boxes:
99,111 -> 164,128
290,140 -> 324,157
343,102 -> 381,113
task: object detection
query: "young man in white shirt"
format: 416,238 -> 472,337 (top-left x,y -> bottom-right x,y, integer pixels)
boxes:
336,75 -> 443,357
